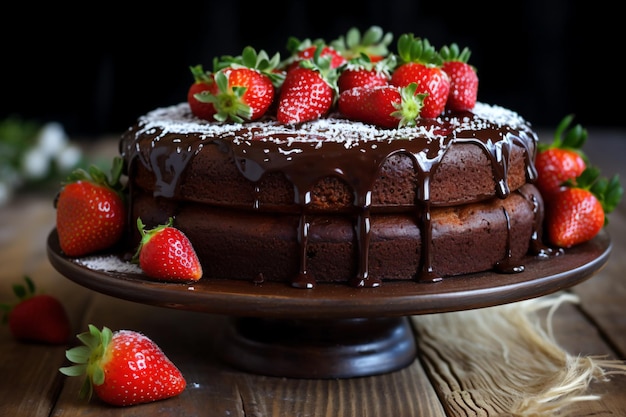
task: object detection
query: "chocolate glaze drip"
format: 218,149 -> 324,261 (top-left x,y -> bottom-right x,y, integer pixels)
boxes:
526,192 -> 564,259
121,103 -> 541,288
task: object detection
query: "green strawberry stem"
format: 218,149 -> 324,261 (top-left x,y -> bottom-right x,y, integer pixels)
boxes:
189,64 -> 213,84
439,43 -> 472,63
208,71 -> 252,124
60,156 -> 125,195
213,46 -> 284,87
132,217 -> 174,263
329,25 -> 394,59
566,167 -> 623,225
538,114 -> 588,161
1,275 -> 37,323
391,83 -> 426,127
60,324 -> 113,401
396,34 -> 443,66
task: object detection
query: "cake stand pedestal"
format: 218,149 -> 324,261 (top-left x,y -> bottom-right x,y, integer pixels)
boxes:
47,229 -> 612,379
221,316 -> 416,378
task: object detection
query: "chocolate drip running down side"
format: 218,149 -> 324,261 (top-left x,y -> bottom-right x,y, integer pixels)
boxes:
121,102 -> 541,288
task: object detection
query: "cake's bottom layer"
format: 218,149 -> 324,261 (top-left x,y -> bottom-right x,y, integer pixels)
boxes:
129,184 -> 542,285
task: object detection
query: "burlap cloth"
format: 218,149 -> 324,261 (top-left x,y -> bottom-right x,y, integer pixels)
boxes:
411,292 -> 626,416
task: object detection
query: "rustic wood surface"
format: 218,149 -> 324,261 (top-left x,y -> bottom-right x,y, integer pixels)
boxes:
1,132 -> 625,416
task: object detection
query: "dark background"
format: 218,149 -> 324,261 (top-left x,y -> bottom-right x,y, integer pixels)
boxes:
2,1 -> 623,139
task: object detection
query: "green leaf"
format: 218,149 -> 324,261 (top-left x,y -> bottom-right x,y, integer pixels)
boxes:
59,364 -> 87,377
65,345 -> 91,364
603,174 -> 623,215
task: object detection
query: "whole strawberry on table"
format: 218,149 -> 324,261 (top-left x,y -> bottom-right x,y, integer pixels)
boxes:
60,324 -> 186,406
0,275 -> 71,345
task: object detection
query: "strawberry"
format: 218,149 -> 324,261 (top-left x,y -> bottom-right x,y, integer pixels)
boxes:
390,34 -> 450,118
59,324 -> 186,406
284,37 -> 346,72
1,276 -> 71,345
55,157 -> 126,257
198,68 -> 274,122
277,53 -> 339,124
194,47 -> 283,123
133,217 -> 202,281
535,115 -> 588,201
337,54 -> 395,93
546,167 -> 623,248
439,43 -> 478,111
187,65 -> 217,121
338,83 -> 424,128
330,25 -> 394,63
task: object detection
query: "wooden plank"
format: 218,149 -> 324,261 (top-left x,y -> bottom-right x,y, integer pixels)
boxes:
550,302 -> 626,417
572,208 -> 626,356
0,197 -> 97,417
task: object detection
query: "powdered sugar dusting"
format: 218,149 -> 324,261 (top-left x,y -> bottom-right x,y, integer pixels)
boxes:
133,101 -> 531,146
76,255 -> 143,274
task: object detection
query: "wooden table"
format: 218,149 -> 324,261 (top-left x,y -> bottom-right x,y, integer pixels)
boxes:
1,132 -> 625,416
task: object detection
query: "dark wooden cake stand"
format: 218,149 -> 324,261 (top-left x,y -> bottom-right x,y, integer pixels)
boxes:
47,229 -> 612,379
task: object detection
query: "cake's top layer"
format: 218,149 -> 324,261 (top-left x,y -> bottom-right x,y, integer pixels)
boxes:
121,101 -> 538,210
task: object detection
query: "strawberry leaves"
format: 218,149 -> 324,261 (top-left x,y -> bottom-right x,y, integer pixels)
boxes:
330,25 -> 394,62
578,168 -> 623,225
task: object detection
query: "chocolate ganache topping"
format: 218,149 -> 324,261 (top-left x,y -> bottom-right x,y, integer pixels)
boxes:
121,101 -> 541,288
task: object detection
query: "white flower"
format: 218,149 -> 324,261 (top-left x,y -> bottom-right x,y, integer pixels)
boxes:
56,144 -> 82,170
22,147 -> 51,179
36,122 -> 69,157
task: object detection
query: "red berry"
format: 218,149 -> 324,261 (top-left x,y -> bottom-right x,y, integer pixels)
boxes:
277,65 -> 335,124
545,167 -> 623,248
60,325 -> 186,406
1,276 -> 71,345
535,115 -> 587,200
187,65 -> 217,121
440,43 -> 478,111
55,158 -> 126,257
390,35 -> 449,118
338,83 -> 423,128
546,187 -> 604,248
133,218 -> 202,282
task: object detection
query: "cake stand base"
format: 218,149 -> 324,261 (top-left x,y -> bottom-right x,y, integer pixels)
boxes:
218,316 -> 417,378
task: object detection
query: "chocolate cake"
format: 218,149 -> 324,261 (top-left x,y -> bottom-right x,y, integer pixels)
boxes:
119,102 -> 546,288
